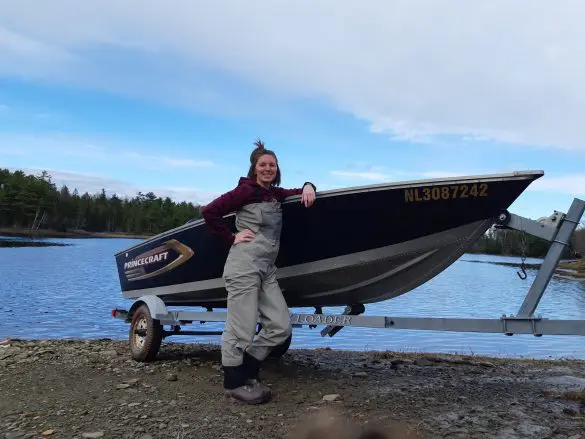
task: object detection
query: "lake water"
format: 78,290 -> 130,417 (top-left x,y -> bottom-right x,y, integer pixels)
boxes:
1,235 -> 585,359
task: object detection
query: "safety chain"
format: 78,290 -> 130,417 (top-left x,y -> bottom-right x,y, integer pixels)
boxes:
517,218 -> 528,280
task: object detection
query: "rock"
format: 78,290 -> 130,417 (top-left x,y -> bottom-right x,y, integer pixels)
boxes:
116,384 -> 131,390
436,411 -> 460,424
36,349 -> 55,356
5,433 -> 26,439
414,359 -> 434,367
508,408 -> 528,418
496,427 -> 519,439
353,372 -> 368,377
322,394 -> 341,402
477,361 -> 495,368
389,359 -> 404,369
563,407 -> 578,416
102,350 -> 118,358
166,373 -> 178,381
41,430 -> 56,436
544,375 -> 585,389
81,432 -> 105,439
444,427 -> 470,436
516,422 -> 551,437
568,435 -> 582,439
0,350 -> 16,360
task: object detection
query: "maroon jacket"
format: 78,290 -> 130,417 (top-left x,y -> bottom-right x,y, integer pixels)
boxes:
201,177 -> 316,246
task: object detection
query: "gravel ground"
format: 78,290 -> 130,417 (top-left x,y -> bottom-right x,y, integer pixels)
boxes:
1,339 -> 585,439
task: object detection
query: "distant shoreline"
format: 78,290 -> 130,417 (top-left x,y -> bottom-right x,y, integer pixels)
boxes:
558,260 -> 585,279
0,228 -> 153,240
1,228 -> 583,279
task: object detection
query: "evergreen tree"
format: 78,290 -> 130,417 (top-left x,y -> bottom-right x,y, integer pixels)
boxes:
0,168 -> 202,235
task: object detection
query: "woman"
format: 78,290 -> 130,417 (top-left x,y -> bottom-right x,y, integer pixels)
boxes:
202,139 -> 317,404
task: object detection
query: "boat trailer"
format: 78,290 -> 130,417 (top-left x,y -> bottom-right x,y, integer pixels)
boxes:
112,198 -> 585,362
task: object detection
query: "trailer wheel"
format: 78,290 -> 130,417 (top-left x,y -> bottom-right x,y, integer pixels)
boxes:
129,304 -> 163,362
267,334 -> 292,359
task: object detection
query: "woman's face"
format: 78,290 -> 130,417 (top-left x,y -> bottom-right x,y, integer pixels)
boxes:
255,154 -> 278,185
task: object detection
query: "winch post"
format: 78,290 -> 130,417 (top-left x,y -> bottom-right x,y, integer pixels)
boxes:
513,198 -> 584,317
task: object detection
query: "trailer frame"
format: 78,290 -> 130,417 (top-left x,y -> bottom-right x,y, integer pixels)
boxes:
112,198 -> 585,362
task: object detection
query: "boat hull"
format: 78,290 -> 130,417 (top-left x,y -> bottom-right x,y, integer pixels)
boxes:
114,171 -> 543,308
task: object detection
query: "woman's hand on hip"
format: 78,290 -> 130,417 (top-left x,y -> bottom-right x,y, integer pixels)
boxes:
234,229 -> 256,244
301,185 -> 316,208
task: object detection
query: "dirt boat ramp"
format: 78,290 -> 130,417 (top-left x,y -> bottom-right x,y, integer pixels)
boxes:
1,339 -> 584,438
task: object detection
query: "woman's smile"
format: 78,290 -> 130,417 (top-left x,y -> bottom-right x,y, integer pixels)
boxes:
255,154 -> 278,186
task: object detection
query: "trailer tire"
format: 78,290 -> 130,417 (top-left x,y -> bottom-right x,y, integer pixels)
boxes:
129,304 -> 163,362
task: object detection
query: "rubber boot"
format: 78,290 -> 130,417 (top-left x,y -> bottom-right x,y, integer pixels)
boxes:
223,364 -> 268,405
243,351 -> 271,397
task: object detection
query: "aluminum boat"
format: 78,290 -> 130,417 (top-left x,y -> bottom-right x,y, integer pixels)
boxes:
114,170 -> 544,308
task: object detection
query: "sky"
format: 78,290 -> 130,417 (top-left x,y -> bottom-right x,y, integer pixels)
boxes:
0,0 -> 584,220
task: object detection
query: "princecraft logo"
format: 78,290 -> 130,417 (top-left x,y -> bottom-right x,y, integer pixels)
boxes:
123,239 -> 194,282
124,252 -> 169,270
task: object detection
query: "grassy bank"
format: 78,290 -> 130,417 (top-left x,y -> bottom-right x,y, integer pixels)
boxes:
0,228 -> 152,240
558,260 -> 585,279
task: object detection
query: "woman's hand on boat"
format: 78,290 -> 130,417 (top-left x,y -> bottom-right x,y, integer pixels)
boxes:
301,185 -> 316,208
234,229 -> 256,244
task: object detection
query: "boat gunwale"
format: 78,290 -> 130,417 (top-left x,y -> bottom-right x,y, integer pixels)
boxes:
114,170 -> 544,256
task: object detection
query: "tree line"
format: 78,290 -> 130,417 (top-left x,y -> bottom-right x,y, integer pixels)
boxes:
0,169 -> 202,235
0,168 -> 583,257
469,222 -> 584,259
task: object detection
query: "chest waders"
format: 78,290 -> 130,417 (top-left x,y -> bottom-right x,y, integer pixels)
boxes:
221,200 -> 292,400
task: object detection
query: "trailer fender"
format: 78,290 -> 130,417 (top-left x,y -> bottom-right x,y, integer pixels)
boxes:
128,295 -> 169,322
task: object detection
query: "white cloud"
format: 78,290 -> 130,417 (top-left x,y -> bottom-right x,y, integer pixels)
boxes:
0,26 -> 75,79
1,1 -> 584,150
123,152 -> 214,168
161,157 -> 213,168
154,186 -> 220,206
0,134 -> 215,168
331,170 -> 391,182
1,134 -> 109,159
418,171 -> 469,179
6,167 -> 219,205
331,167 -> 469,183
529,174 -> 585,196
